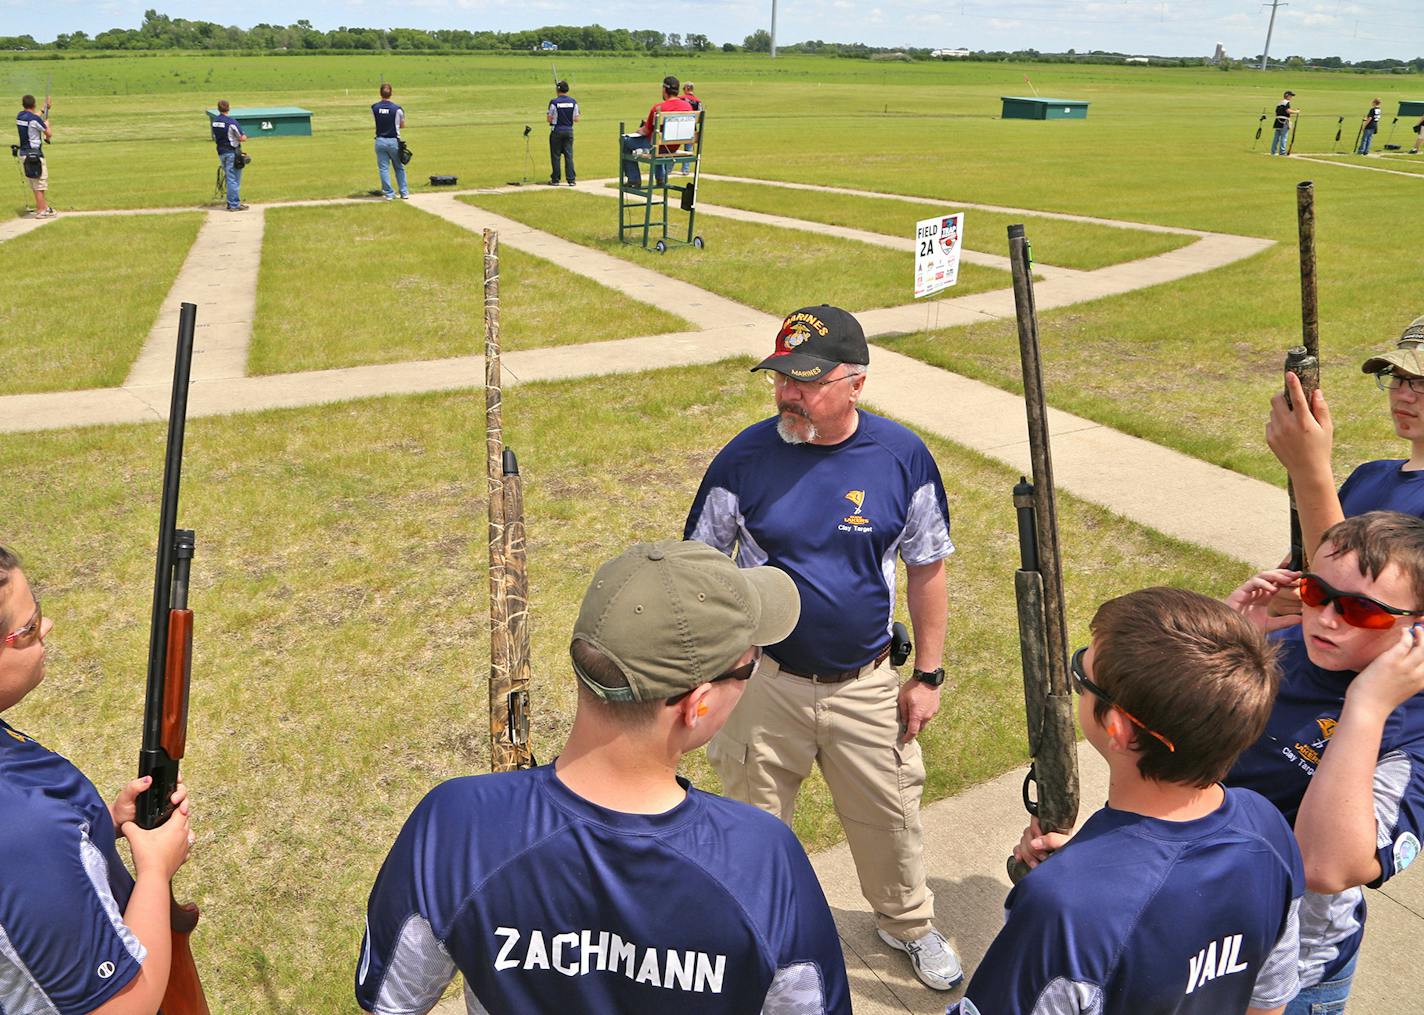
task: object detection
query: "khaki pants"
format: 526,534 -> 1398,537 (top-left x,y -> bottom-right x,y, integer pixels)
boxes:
708,654 -> 934,940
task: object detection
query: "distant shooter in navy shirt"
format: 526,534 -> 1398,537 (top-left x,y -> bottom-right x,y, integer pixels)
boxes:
358,540 -> 850,1014
967,588 -> 1302,1015
371,83 -> 407,200
0,545 -> 194,1015
545,79 -> 579,186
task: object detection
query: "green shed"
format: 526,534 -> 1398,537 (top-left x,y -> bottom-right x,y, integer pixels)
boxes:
1000,96 -> 1090,121
206,106 -> 313,137
1398,101 -> 1424,117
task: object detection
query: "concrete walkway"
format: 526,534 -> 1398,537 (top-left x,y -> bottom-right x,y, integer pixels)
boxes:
1293,155 -> 1424,181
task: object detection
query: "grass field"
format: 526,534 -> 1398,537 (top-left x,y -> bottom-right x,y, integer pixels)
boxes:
249,202 -> 688,374
4,364 -> 1246,1011
695,177 -> 1195,271
459,189 -> 1011,313
0,212 -> 203,395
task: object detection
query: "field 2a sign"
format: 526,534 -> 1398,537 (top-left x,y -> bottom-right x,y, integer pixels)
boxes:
914,212 -> 964,299
260,120 -> 274,130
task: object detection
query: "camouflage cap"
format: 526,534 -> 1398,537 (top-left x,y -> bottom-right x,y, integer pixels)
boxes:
1360,317 -> 1424,377
571,540 -> 800,703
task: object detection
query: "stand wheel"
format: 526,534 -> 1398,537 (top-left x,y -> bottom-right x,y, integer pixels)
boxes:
692,235 -> 705,250
654,240 -> 667,254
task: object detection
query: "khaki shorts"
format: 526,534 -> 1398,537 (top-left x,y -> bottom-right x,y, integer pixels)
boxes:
25,157 -> 47,193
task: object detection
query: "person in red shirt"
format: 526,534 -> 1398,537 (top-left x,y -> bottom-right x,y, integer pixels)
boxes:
622,75 -> 692,188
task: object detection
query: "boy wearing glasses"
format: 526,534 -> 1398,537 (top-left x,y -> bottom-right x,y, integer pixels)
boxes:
958,588 -> 1303,1015
1269,316 -> 1424,560
1220,511 -> 1424,1013
0,546 -> 194,1014
357,540 -> 851,1014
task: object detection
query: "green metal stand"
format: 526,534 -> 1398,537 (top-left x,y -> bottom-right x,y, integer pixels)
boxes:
617,111 -> 705,254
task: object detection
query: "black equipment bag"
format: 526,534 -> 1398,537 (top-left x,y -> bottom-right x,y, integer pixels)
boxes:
22,153 -> 42,179
398,140 -> 413,166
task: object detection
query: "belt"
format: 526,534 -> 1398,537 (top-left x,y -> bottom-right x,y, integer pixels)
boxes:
775,644 -> 891,683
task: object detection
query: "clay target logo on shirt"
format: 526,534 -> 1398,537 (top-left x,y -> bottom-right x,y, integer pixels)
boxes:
842,490 -> 871,527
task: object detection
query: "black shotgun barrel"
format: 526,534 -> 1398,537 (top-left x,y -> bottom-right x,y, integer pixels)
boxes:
137,302 -> 197,829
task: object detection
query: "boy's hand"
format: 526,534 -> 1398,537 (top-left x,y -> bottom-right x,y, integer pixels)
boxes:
121,799 -> 193,882
109,774 -> 187,832
1012,817 -> 1073,870
1349,624 -> 1424,717
1266,373 -> 1333,476
1225,569 -> 1303,632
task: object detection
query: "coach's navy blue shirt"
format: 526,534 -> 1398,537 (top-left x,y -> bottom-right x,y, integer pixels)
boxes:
211,113 -> 242,153
684,410 -> 952,674
372,99 -> 403,139
15,109 -> 44,153
357,764 -> 850,1014
952,788 -> 1303,1015
0,719 -> 146,1012
1227,627 -> 1424,988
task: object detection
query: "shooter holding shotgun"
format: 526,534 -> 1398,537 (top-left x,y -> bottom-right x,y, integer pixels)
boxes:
14,89 -> 55,216
0,313 -> 202,1015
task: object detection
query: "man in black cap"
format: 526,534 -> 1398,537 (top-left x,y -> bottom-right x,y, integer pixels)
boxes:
545,79 -> 578,186
1271,90 -> 1298,156
684,306 -> 962,993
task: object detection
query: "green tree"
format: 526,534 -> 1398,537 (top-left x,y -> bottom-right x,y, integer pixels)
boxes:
744,29 -> 771,52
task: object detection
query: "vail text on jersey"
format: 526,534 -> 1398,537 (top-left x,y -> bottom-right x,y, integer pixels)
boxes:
493,927 -> 727,993
1184,933 -> 1249,995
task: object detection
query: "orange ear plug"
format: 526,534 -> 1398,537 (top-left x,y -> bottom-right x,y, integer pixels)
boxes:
696,703 -> 710,716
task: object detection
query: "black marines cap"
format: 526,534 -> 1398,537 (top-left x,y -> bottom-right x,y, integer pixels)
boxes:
751,305 -> 869,382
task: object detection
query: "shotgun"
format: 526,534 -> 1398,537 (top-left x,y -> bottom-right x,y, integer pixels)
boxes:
1284,181 -> 1320,570
1006,225 -> 1078,884
134,301 -> 210,1015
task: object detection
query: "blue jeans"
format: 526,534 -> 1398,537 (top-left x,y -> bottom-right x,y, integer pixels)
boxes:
219,151 -> 242,208
1284,953 -> 1357,1014
621,134 -> 667,188
1271,126 -> 1291,155
375,137 -> 407,198
1358,127 -> 1376,155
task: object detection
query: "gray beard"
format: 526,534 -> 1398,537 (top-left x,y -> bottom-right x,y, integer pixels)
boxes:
776,416 -> 818,444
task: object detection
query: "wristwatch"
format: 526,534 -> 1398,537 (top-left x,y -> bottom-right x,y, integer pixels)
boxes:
912,667 -> 946,688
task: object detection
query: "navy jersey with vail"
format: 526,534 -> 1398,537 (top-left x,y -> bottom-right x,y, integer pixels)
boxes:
1274,101 -> 1292,129
211,113 -> 242,153
952,789 -> 1303,1015
372,99 -> 403,139
1338,459 -> 1424,520
548,95 -> 578,132
0,719 -> 146,1013
1227,627 -> 1424,988
16,109 -> 44,153
684,410 -> 953,674
357,764 -> 850,1015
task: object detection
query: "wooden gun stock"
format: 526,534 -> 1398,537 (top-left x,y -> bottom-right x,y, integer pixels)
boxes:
159,900 -> 209,1015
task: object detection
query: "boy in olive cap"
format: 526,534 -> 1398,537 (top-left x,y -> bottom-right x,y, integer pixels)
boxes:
1269,315 -> 1424,559
358,540 -> 852,1015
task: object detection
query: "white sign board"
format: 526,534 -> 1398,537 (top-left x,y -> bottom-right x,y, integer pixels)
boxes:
914,212 -> 964,299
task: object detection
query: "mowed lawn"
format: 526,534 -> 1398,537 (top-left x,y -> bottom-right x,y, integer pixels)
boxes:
4,363 -> 1247,1011
0,213 -> 203,395
249,202 -> 688,374
459,189 -> 1012,314
695,177 -> 1194,271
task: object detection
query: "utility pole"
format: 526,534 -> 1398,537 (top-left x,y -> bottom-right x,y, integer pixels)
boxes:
770,0 -> 778,58
1260,0 -> 1286,71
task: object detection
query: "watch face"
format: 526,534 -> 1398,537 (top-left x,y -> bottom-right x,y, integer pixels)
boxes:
915,668 -> 945,686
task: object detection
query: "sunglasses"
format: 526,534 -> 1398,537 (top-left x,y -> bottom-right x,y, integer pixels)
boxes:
1071,647 -> 1176,753
1298,573 -> 1424,630
2,598 -> 43,650
669,647 -> 760,704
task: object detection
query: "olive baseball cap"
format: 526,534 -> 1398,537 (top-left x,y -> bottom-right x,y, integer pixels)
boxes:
1360,317 -> 1424,377
571,540 -> 800,702
752,305 -> 869,382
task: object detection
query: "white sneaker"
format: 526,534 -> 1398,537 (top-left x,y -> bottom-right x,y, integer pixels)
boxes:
878,928 -> 963,991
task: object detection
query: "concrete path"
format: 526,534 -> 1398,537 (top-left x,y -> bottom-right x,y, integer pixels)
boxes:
125,208 -> 265,388
1293,155 -> 1424,180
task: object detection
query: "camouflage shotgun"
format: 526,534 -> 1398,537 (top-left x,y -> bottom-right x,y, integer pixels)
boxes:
1284,181 -> 1321,570
484,229 -> 536,772
134,301 -> 210,1015
1006,224 -> 1079,884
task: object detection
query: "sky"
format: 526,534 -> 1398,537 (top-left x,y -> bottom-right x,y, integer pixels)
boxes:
14,1 -> 1422,63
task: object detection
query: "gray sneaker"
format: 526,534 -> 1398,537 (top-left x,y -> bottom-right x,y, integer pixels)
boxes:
878,928 -> 963,991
